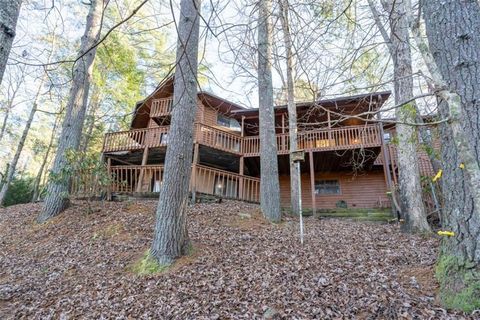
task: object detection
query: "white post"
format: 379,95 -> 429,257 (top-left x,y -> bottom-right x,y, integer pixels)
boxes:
297,161 -> 304,244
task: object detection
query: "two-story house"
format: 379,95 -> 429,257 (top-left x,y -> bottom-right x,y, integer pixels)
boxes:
98,76 -> 435,212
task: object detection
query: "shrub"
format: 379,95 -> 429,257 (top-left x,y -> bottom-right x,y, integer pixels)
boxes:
2,174 -> 35,207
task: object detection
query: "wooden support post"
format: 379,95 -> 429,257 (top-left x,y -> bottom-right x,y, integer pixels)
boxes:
241,116 -> 245,137
136,147 -> 149,193
191,143 -> 200,203
239,156 -> 244,199
106,157 -> 112,201
378,121 -> 393,191
309,151 -> 316,215
327,110 -> 332,145
281,113 -> 286,151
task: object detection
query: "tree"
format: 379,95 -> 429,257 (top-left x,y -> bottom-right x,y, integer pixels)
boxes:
0,80 -> 42,205
37,0 -> 104,223
258,0 -> 281,222
369,0 -> 430,233
151,0 -> 200,265
0,0 -> 22,85
0,31 -> 58,206
419,0 -> 480,311
278,0 -> 300,215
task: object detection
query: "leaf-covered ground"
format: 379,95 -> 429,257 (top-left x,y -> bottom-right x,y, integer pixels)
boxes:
0,200 -> 475,319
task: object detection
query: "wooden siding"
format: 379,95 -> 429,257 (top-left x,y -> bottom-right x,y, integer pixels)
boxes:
279,171 -> 389,209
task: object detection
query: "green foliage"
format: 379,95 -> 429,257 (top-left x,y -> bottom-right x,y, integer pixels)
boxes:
2,174 -> 35,207
132,250 -> 169,275
436,254 -> 480,313
48,149 -> 112,212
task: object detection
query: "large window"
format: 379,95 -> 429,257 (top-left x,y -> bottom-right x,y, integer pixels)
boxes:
217,114 -> 241,131
315,180 -> 341,195
217,114 -> 230,127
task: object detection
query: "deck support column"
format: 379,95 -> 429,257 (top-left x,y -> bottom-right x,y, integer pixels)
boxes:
239,156 -> 244,199
136,147 -> 149,193
106,157 -> 112,201
327,110 -> 333,145
191,143 -> 200,203
309,151 -> 316,215
241,116 -> 245,137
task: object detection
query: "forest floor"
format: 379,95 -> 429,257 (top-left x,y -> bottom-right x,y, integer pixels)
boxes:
0,200 -> 475,319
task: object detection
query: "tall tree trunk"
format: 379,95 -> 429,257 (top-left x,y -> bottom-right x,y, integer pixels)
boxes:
0,79 -> 42,205
0,0 -> 22,85
80,86 -> 100,155
0,85 -> 20,143
421,0 -> 480,312
381,0 -> 430,232
279,0 -> 300,215
258,0 -> 281,222
151,0 -> 200,265
368,0 -> 441,179
37,0 -> 104,223
31,114 -> 60,202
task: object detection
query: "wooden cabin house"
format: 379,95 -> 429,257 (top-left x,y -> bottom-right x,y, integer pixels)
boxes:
98,77 -> 435,212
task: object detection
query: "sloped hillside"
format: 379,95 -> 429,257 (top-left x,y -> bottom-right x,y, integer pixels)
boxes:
0,200 -> 471,319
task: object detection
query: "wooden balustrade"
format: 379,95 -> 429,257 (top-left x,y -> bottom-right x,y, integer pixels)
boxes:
109,165 -> 165,193
297,124 -> 380,152
194,123 -> 242,154
194,164 -> 260,202
242,124 -> 381,157
103,124 -> 381,156
103,127 -> 169,152
151,98 -> 173,117
76,164 -> 260,202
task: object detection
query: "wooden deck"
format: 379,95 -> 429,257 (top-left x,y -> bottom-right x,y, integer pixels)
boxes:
102,164 -> 260,202
103,123 -> 382,156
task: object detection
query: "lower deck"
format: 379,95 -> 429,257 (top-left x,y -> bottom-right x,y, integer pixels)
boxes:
92,143 -> 391,210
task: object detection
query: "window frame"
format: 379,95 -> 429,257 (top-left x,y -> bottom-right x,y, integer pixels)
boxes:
314,179 -> 341,196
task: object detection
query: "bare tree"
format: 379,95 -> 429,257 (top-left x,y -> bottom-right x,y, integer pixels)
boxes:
151,0 -> 200,265
278,0 -> 300,215
0,78 -> 43,205
369,0 -> 430,232
37,0 -> 104,223
0,0 -> 22,85
31,113 -> 60,202
0,68 -> 24,143
258,0 -> 281,222
418,0 -> 480,311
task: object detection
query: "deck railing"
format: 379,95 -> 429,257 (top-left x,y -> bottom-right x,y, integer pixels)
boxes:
103,127 -> 169,152
242,124 -> 381,156
151,98 -> 173,117
194,123 -> 242,154
100,164 -> 260,202
103,124 -> 381,155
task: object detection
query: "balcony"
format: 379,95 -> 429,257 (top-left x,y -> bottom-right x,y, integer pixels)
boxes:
103,124 -> 381,155
72,164 -> 260,203
150,98 -> 173,117
242,125 -> 381,157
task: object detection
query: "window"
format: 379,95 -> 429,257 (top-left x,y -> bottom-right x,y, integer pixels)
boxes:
214,176 -> 238,198
160,133 -> 168,145
315,180 -> 341,195
383,132 -> 391,143
217,114 -> 231,127
217,114 -> 241,132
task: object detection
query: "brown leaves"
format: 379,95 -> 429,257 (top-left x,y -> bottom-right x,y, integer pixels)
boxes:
0,201 -> 472,319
